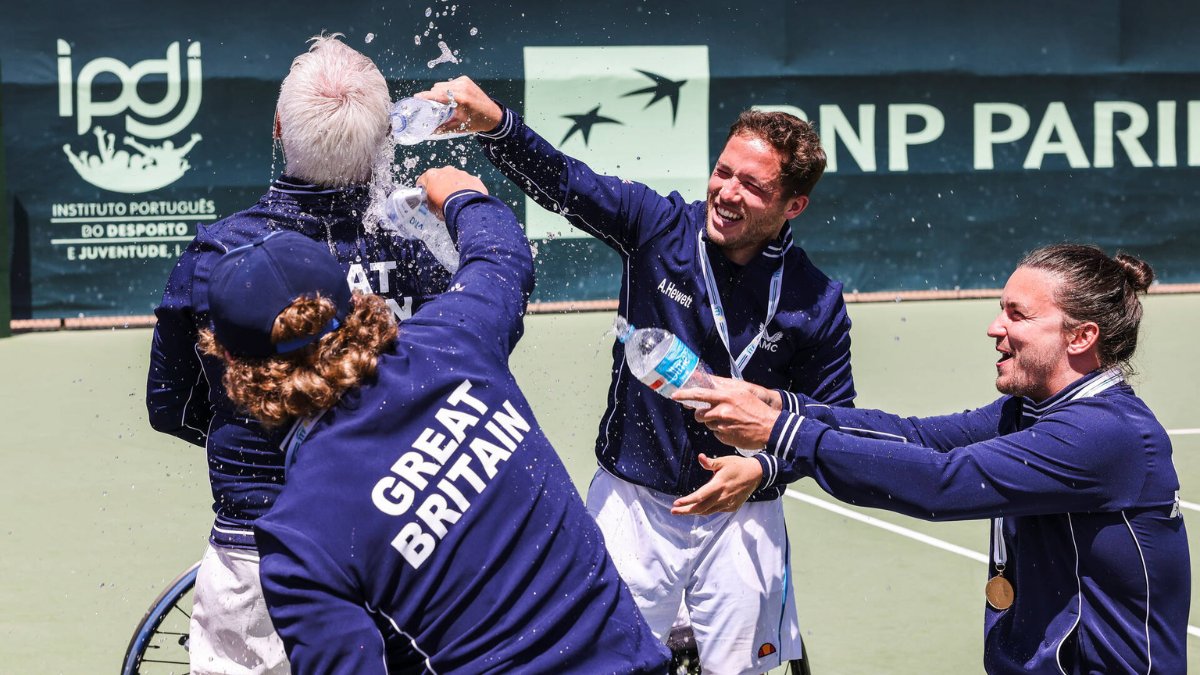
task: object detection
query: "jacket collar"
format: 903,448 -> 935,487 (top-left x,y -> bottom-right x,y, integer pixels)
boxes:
702,221 -> 795,269
1019,367 -> 1125,423
267,175 -> 370,204
760,224 -> 794,260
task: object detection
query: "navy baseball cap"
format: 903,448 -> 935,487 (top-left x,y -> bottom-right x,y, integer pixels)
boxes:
208,230 -> 352,358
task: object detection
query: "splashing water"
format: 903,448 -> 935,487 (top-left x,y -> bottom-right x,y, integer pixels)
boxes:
427,40 -> 459,68
364,139 -> 403,237
270,135 -> 283,180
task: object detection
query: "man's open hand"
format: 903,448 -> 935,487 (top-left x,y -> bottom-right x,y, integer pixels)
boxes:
670,453 -> 763,516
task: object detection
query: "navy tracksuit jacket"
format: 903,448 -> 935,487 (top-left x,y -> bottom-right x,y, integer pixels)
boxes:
254,191 -> 670,675
146,177 -> 449,549
768,369 -> 1190,674
478,106 -> 856,501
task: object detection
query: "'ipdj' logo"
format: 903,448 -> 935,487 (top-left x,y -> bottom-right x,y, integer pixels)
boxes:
57,40 -> 203,194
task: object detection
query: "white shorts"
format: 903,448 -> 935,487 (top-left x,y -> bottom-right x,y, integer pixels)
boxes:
586,468 -> 801,675
190,544 -> 290,675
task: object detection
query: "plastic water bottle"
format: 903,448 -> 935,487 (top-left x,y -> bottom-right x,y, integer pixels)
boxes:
614,316 -> 714,408
389,97 -> 472,145
615,316 -> 759,455
383,186 -> 460,273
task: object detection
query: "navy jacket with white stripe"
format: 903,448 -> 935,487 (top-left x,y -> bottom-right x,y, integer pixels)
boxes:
146,177 -> 450,549
478,106 -> 856,500
254,192 -> 670,675
765,369 -> 1189,674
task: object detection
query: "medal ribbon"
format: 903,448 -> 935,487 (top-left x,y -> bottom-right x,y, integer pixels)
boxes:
696,231 -> 784,380
991,517 -> 1008,571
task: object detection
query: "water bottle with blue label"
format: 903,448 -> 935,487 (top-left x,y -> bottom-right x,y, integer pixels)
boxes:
389,97 -> 472,146
383,186 -> 460,273
614,316 -> 714,408
615,316 -> 759,455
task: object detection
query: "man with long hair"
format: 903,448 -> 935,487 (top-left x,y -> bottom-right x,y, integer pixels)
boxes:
146,34 -> 448,673
200,167 -> 670,674
673,244 -> 1190,674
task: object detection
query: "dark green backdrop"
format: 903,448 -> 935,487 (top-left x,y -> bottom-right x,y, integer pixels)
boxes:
2,1 -> 1198,318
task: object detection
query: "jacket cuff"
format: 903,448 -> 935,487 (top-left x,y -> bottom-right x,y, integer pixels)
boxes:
767,411 -> 804,460
442,190 -> 492,241
776,388 -> 802,412
753,452 -> 780,490
476,103 -> 516,140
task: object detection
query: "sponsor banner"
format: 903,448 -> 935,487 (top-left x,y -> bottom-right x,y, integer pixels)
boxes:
724,74 -> 1200,293
12,38 -> 239,317
522,45 -> 708,238
2,5 -> 1199,317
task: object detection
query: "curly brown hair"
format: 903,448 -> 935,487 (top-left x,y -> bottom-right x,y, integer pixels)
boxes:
728,110 -> 827,198
199,291 -> 396,428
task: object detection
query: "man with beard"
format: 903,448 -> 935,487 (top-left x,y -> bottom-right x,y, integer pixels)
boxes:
415,76 -> 855,674
673,244 -> 1189,674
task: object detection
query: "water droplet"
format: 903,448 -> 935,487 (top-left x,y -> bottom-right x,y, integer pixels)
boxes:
427,40 -> 460,69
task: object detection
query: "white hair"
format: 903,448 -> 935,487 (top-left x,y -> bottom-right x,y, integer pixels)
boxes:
276,34 -> 390,186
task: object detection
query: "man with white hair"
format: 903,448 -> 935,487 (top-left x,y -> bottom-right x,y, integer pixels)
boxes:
146,34 -> 447,674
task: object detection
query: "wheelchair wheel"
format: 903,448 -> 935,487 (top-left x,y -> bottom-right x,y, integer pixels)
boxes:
667,624 -> 701,675
667,622 -> 813,674
120,561 -> 200,675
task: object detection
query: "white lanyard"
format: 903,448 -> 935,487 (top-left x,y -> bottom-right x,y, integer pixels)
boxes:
279,409 -> 329,479
696,231 -> 784,380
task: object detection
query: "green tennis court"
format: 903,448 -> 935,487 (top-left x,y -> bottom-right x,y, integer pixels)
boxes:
2,293 -> 1197,673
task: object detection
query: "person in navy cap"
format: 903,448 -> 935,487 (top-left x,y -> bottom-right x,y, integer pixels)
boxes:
199,166 -> 671,675
146,34 -> 451,673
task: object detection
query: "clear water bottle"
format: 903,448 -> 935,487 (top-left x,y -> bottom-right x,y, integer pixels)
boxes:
383,186 -> 460,274
389,97 -> 472,145
614,316 -> 714,408
615,316 -> 758,455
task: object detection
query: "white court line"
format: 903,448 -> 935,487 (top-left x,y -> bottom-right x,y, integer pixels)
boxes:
784,488 -> 1200,639
784,489 -> 986,563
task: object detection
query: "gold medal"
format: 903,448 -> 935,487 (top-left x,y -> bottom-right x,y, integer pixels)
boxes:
985,574 -> 1014,610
